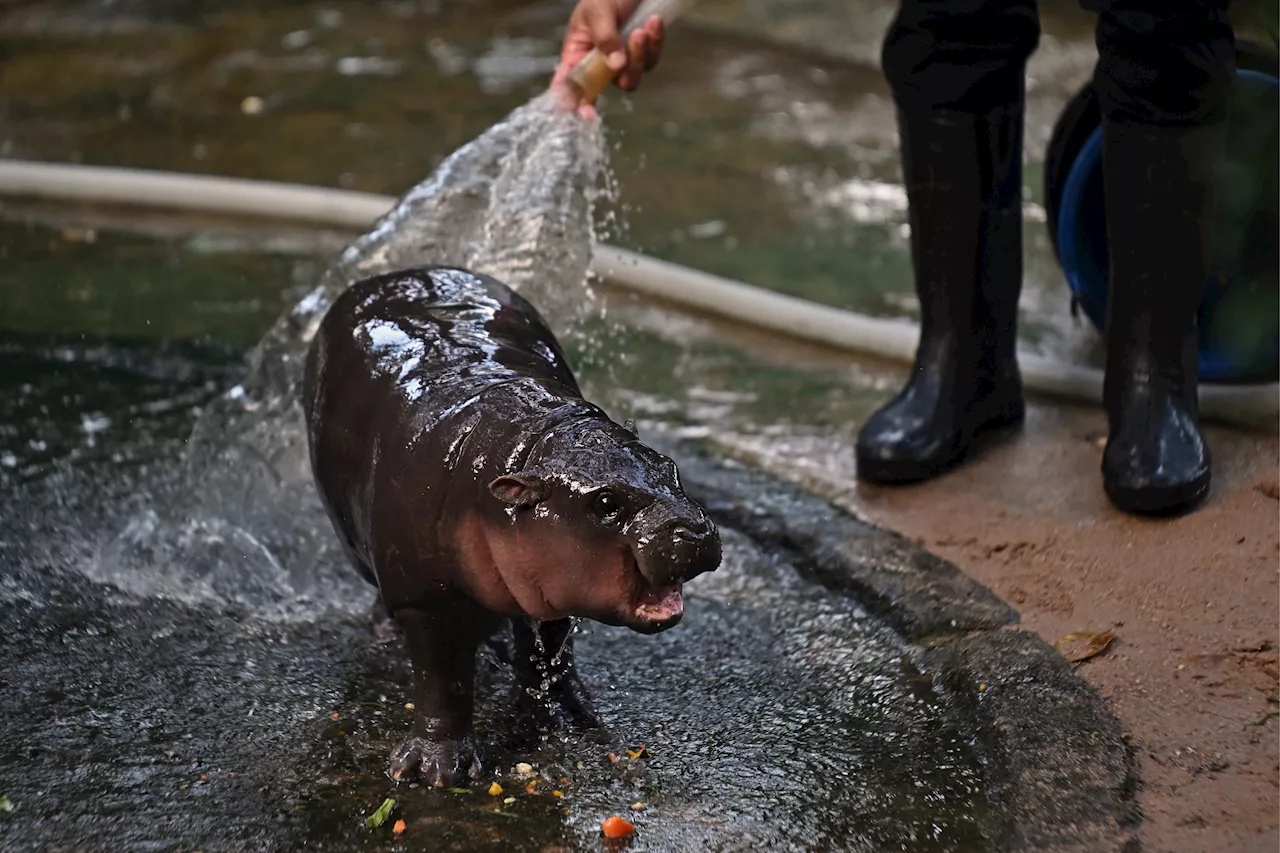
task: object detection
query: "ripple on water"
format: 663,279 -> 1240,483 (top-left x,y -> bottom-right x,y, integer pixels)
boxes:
1,420 -> 993,852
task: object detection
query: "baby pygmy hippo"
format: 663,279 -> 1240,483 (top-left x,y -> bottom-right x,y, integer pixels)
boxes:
303,266 -> 721,788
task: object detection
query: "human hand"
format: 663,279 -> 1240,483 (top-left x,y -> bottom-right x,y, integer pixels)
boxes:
551,0 -> 665,119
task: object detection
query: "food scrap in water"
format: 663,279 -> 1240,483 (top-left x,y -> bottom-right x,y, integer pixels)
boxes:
552,790 -> 564,798
329,712 -> 340,720
630,802 -> 647,811
602,816 -> 636,838
488,782 -> 503,796
364,797 -> 397,829
514,762 -> 533,775
0,795 -> 12,813
625,745 -> 648,760
392,819 -> 406,835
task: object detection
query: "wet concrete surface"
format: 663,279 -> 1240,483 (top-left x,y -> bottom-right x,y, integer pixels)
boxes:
0,198 -> 1138,850
0,370 -> 1143,852
0,107 -> 1007,849
2,441 -> 999,852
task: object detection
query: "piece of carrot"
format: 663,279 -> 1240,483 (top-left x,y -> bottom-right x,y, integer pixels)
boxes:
392,819 -> 406,835
602,816 -> 635,838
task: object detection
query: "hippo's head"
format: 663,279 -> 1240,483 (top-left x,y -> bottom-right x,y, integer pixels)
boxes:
484,419 -> 721,633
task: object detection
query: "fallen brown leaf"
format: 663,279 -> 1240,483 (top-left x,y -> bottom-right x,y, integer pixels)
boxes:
1055,631 -> 1118,663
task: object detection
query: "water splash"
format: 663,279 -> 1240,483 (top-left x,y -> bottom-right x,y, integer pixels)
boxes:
90,90 -> 617,619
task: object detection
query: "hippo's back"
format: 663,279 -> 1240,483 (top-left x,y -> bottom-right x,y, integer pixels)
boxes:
309,266 -> 579,412
303,266 -> 585,576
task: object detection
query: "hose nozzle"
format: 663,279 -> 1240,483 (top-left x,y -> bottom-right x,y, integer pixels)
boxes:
561,0 -> 690,106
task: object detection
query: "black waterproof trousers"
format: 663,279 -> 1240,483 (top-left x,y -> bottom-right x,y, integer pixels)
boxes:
882,0 -> 1235,127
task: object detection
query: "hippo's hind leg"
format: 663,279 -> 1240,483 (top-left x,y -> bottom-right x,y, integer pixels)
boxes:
389,599 -> 492,787
511,617 -> 603,734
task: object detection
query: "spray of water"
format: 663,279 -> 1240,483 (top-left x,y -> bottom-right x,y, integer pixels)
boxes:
87,89 -> 625,619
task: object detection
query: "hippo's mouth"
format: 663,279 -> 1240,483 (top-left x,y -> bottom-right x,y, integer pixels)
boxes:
627,549 -> 684,631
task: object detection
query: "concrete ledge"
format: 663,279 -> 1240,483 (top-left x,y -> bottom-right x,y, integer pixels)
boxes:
655,437 -> 1019,641
661,436 -> 1141,853
925,631 -> 1140,853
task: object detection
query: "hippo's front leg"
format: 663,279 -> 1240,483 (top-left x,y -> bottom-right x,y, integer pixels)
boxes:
389,602 -> 487,787
512,617 -> 603,733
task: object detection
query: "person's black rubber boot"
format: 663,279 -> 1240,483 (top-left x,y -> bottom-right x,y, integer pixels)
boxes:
856,102 -> 1026,484
1099,121 -> 1226,515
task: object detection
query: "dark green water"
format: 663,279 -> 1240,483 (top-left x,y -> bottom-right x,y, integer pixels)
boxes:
0,212 -> 895,487
0,0 -> 1118,362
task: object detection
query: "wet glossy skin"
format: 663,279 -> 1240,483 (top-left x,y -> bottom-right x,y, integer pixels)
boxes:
302,265 -> 721,787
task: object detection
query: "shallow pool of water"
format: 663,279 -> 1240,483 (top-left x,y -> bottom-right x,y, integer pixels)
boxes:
0,211 -> 899,488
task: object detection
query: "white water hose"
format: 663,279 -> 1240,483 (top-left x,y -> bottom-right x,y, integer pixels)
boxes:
0,158 -> 1275,430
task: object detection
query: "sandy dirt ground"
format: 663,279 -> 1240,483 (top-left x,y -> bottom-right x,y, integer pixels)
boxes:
857,409 -> 1278,853
728,382 -> 1279,853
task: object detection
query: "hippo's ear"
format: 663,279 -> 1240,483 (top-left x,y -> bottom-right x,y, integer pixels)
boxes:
489,473 -> 549,508
622,418 -> 639,438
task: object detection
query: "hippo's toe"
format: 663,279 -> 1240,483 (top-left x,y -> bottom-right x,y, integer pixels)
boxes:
388,735 -> 482,788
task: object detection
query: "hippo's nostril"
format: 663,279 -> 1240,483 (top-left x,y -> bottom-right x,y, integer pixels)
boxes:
672,524 -> 699,543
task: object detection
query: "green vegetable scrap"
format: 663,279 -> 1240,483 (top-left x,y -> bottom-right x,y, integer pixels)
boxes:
446,787 -> 472,795
0,795 -> 12,813
364,797 -> 397,829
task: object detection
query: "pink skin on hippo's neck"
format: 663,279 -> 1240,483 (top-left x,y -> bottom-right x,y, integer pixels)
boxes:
451,511 -> 685,632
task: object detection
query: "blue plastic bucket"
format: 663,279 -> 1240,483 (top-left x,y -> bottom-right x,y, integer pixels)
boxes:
1054,65 -> 1280,384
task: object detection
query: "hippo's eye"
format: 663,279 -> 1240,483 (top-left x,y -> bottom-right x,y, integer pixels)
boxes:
591,490 -> 622,524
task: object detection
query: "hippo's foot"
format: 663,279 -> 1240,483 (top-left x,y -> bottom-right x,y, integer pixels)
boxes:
388,734 -> 483,788
510,617 -> 601,734
515,671 -> 603,734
